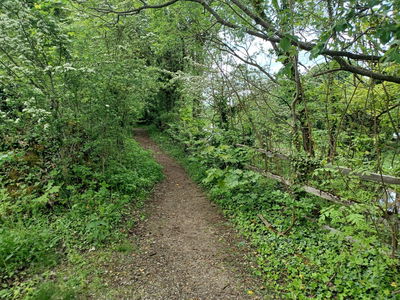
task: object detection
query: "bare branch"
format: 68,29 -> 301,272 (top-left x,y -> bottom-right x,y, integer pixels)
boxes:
210,37 -> 279,84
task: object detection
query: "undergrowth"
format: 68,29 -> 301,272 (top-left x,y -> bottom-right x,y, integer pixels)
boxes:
148,126 -> 400,299
0,137 -> 163,299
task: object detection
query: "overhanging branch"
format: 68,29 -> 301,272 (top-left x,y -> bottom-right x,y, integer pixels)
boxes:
91,0 -> 400,84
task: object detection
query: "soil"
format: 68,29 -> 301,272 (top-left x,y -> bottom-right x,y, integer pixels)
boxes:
95,129 -> 265,299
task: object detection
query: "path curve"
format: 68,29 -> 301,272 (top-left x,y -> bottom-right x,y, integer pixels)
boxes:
99,129 -> 262,299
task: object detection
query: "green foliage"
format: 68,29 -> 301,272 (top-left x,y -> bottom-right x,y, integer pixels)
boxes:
0,2 -> 165,296
1,0 -> 400,298
0,223 -> 60,281
30,282 -> 77,300
289,155 -> 321,184
0,138 -> 162,297
150,127 -> 400,299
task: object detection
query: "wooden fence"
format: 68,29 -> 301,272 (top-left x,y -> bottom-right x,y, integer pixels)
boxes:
236,144 -> 400,207
236,144 -> 399,255
236,144 -> 400,185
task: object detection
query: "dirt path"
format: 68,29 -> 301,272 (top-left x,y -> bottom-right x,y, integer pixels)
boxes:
97,129 -> 263,299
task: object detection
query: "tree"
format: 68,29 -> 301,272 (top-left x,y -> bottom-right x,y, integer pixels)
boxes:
93,0 -> 400,84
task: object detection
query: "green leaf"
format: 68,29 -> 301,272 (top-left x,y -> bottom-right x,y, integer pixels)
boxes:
271,0 -> 279,10
279,63 -> 293,77
310,43 -> 325,59
334,20 -> 348,32
347,213 -> 364,226
48,185 -> 60,194
279,36 -> 291,52
33,194 -> 49,205
378,30 -> 391,44
382,46 -> 400,63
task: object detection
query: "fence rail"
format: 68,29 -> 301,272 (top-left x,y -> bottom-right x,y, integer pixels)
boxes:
237,144 -> 399,213
246,165 -> 356,206
236,144 -> 400,185
239,144 -> 399,255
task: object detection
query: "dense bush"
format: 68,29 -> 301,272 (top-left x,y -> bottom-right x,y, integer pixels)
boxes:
0,1 -> 164,297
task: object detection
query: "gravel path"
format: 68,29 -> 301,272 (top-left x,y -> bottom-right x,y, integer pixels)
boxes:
96,129 -> 263,299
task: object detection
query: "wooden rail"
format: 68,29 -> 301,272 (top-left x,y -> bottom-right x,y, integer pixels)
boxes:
237,144 -> 400,185
246,165 -> 356,206
238,144 -> 398,255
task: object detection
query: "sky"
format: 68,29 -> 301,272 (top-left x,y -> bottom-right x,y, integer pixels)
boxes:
221,34 -> 325,76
